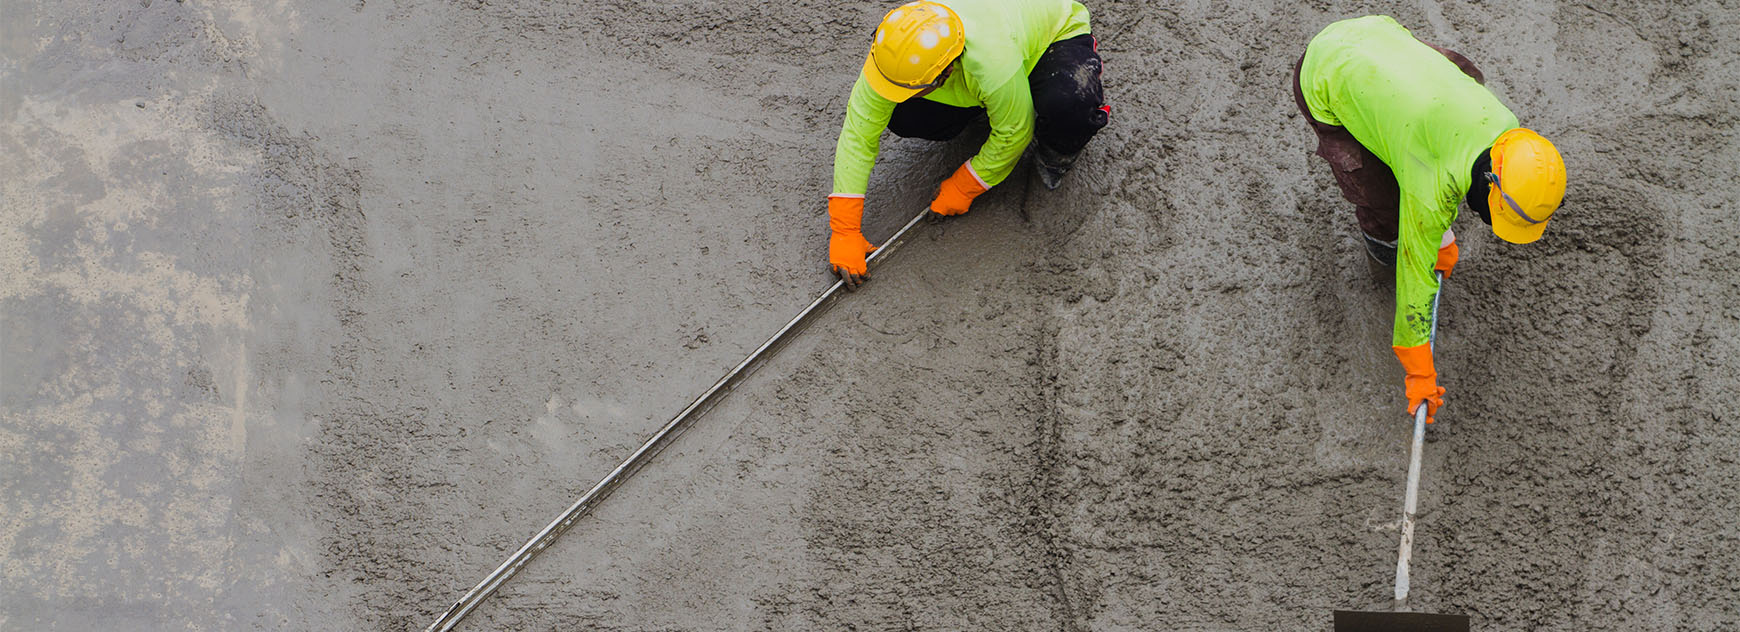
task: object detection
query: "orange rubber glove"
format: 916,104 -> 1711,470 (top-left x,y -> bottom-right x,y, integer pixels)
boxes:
1435,237 -> 1460,278
1393,344 -> 1445,423
929,161 -> 989,216
828,195 -> 877,280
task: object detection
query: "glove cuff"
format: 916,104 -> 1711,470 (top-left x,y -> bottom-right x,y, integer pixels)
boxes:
944,161 -> 989,199
828,194 -> 865,234
952,161 -> 990,195
1435,229 -> 1460,277
931,161 -> 990,215
1394,343 -> 1443,419
1392,344 -> 1437,380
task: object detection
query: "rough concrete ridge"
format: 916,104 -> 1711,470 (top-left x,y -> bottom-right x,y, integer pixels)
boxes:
2,1 -> 1736,630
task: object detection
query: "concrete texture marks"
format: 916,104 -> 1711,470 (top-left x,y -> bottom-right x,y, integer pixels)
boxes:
1,0 -> 1736,630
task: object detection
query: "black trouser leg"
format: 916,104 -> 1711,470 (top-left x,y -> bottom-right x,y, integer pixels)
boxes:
1030,33 -> 1108,156
888,34 -> 1107,152
888,98 -> 984,141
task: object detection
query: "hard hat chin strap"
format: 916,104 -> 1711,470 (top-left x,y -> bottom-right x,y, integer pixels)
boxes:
1484,172 -> 1544,225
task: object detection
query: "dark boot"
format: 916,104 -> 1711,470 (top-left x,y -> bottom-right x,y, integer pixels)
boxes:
1034,143 -> 1080,190
1364,234 -> 1397,266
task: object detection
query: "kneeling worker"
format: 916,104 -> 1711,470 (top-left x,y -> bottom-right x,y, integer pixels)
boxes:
827,0 -> 1111,289
1294,15 -> 1567,423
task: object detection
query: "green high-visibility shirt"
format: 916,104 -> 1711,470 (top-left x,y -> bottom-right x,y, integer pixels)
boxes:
1300,15 -> 1518,349
831,0 -> 1092,197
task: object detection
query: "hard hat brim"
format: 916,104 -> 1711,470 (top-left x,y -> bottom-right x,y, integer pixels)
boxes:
862,53 -> 923,103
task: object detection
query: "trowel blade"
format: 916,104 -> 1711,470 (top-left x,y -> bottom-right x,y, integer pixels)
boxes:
1333,610 -> 1469,632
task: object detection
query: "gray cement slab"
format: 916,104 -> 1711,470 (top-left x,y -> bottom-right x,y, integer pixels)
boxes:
3,1 -> 1736,630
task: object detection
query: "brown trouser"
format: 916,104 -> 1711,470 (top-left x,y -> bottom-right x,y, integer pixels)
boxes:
1292,44 -> 1484,243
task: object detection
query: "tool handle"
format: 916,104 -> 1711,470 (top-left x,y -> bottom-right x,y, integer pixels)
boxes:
425,207 -> 931,632
866,209 -> 929,267
1394,402 -> 1427,607
1393,271 -> 1444,608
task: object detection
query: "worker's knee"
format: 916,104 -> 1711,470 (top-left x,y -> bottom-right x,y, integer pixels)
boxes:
1030,34 -> 1108,155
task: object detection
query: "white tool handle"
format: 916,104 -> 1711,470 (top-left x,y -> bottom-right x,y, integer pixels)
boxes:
1393,271 -> 1444,609
1393,402 -> 1427,607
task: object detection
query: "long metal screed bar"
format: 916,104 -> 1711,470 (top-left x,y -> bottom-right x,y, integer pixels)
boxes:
424,208 -> 934,632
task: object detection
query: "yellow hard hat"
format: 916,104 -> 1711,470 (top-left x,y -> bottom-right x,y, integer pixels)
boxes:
1485,128 -> 1567,244
862,1 -> 964,103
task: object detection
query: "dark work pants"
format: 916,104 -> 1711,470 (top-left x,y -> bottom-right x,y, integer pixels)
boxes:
888,34 -> 1109,156
1292,43 -> 1484,243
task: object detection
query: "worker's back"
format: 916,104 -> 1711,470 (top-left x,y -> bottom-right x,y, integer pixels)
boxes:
1299,15 -> 1515,187
919,0 -> 1092,108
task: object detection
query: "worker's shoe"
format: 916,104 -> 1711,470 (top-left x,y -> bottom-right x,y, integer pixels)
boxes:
1364,234 -> 1397,266
1034,144 -> 1080,190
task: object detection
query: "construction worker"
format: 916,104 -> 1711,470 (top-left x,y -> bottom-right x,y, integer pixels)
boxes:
827,0 -> 1110,289
1293,15 -> 1566,423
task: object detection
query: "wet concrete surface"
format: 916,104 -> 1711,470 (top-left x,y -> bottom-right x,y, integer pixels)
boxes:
2,1 -> 1737,630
